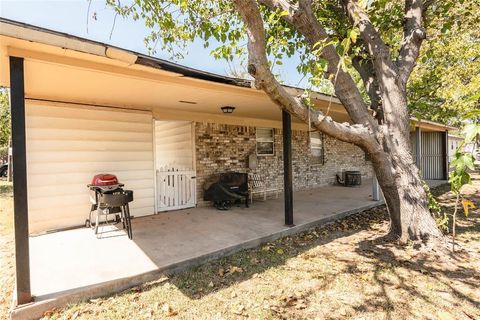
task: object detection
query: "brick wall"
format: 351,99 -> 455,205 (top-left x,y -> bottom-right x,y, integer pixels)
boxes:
195,122 -> 373,205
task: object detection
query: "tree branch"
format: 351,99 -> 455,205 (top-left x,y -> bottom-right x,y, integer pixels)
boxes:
259,0 -> 376,130
396,0 -> 430,85
351,56 -> 383,123
232,0 -> 380,151
340,0 -> 396,73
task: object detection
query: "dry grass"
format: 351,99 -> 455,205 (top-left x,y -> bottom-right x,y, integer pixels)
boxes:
0,180 -> 14,319
1,177 -> 479,320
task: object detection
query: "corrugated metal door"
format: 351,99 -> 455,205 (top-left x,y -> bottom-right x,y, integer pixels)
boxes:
420,132 -> 444,180
26,101 -> 155,234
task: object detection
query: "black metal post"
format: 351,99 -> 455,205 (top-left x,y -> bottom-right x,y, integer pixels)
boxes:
415,126 -> 421,170
443,131 -> 449,180
10,56 -> 32,305
282,110 -> 294,226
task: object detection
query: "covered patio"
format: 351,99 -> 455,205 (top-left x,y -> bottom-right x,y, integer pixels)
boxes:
14,180 -> 383,318
1,19 -> 449,319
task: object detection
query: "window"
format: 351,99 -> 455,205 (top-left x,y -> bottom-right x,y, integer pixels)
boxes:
256,128 -> 274,155
310,131 -> 324,165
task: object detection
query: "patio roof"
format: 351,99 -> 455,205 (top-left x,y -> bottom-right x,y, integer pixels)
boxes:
0,17 -> 350,128
0,17 -> 453,132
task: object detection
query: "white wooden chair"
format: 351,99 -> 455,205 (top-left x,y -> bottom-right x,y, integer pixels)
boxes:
248,173 -> 282,204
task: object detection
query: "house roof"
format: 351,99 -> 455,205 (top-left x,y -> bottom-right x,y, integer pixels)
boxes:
0,17 -> 339,104
0,17 -> 453,132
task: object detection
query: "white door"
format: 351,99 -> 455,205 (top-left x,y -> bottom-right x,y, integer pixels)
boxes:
154,121 -> 196,211
157,167 -> 196,211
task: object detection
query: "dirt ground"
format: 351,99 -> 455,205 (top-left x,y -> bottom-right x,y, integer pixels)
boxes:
0,176 -> 479,320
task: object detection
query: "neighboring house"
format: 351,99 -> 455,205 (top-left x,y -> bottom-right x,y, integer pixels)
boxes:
448,134 -> 464,161
0,18 -> 454,308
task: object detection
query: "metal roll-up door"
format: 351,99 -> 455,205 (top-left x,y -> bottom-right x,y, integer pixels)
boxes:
420,132 -> 444,180
25,101 -> 155,233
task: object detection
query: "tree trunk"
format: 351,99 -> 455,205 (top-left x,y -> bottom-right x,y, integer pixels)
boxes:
233,0 -> 444,245
371,122 -> 444,243
376,161 -> 443,243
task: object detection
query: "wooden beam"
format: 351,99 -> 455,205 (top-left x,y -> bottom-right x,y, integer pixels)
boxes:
282,110 -> 294,226
10,56 -> 32,305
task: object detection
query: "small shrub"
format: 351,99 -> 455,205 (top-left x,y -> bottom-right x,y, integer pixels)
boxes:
424,182 -> 449,232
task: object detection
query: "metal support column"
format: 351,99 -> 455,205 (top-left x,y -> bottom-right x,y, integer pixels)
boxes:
282,110 -> 294,226
443,131 -> 449,180
372,174 -> 381,201
10,56 -> 32,305
415,126 -> 422,171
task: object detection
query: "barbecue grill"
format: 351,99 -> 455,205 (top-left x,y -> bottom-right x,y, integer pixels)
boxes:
203,172 -> 249,210
87,174 -> 133,239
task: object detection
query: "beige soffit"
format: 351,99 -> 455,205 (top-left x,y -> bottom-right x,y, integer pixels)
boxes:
0,18 -> 456,132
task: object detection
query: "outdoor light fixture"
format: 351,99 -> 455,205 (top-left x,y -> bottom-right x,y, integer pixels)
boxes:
221,106 -> 235,114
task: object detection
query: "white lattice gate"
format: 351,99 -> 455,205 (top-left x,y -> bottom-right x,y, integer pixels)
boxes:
157,167 -> 196,211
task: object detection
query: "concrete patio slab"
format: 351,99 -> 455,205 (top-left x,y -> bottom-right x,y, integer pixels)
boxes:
13,181 -> 385,319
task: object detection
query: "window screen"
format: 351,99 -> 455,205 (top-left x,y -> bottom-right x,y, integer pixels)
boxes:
256,128 -> 274,155
310,131 -> 324,164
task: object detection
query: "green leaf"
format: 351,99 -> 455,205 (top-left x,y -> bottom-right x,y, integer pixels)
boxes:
462,123 -> 480,143
349,28 -> 359,43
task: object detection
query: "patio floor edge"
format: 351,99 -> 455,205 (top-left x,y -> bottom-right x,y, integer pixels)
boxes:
10,200 -> 384,320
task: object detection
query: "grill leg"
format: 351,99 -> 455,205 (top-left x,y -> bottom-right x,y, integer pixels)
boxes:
86,204 -> 96,228
120,207 -> 126,230
124,204 -> 133,240
94,208 -> 100,236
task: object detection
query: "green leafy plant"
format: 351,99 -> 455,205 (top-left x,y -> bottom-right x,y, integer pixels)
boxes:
448,115 -> 479,251
0,89 -> 10,148
423,182 -> 449,233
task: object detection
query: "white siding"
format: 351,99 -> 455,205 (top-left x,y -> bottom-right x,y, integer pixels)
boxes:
26,101 -> 155,233
155,121 -> 194,169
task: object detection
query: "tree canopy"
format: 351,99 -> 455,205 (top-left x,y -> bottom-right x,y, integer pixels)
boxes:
408,0 -> 480,126
0,89 -> 10,147
108,0 -> 476,126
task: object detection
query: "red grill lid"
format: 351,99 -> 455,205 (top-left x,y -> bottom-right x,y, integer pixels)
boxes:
91,174 -> 119,186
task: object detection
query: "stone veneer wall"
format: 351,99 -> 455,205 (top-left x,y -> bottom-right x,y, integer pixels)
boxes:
195,122 -> 373,205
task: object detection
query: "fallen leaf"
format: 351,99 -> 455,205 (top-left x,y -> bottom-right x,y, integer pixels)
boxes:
438,311 -> 454,320
218,267 -> 225,277
233,304 -> 245,315
229,266 -> 243,274
43,308 -> 59,317
277,249 -> 284,255
208,281 -> 214,288
162,304 -> 178,317
128,293 -> 140,302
